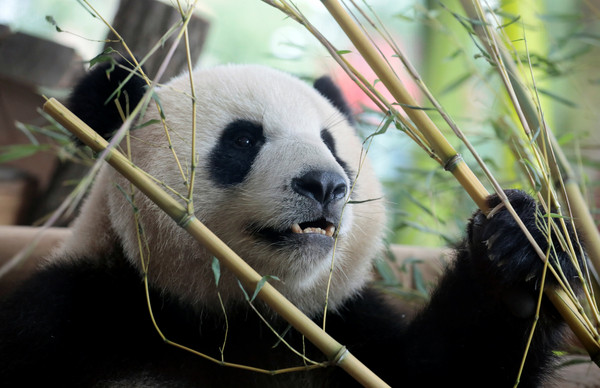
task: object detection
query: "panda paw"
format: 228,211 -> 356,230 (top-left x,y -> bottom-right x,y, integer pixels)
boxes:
467,189 -> 579,290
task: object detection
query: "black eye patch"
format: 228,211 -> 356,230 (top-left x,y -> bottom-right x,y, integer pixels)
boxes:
208,120 -> 265,186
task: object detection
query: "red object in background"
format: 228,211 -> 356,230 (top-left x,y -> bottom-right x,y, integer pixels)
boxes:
327,40 -> 422,115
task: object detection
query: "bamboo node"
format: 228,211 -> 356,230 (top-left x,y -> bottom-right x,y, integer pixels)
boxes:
443,153 -> 463,172
330,345 -> 349,366
177,213 -> 196,228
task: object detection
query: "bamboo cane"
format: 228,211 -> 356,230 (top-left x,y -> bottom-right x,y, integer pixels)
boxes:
42,98 -> 390,388
320,0 -> 600,365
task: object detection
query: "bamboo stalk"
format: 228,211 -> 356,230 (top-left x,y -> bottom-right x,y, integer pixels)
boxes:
319,0 -> 600,365
42,98 -> 389,388
547,288 -> 600,364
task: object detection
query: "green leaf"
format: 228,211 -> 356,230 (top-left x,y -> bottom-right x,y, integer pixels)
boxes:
373,257 -> 398,286
336,50 -> 352,55
45,15 -> 63,32
89,48 -> 117,68
536,88 -> 578,108
347,196 -> 383,205
364,113 -> 394,143
0,144 -> 50,163
497,14 -> 521,30
250,275 -> 280,303
114,184 -> 139,213
150,91 -> 166,120
392,102 -> 435,111
133,119 -> 161,130
520,159 -> 543,192
556,132 -> 575,146
439,73 -> 472,96
75,0 -> 98,18
237,280 -> 250,301
212,257 -> 221,286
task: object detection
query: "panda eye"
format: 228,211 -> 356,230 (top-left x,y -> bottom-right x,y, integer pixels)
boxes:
234,134 -> 254,149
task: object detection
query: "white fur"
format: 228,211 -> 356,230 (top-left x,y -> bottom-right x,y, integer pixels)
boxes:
54,65 -> 386,317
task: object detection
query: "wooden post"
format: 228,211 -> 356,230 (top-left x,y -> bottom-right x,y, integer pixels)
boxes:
104,0 -> 209,80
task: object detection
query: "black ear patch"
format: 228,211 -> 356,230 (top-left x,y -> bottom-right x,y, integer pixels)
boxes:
208,120 -> 266,187
313,76 -> 354,124
68,58 -> 146,140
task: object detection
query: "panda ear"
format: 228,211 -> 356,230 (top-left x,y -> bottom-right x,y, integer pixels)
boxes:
68,57 -> 146,140
313,76 -> 354,124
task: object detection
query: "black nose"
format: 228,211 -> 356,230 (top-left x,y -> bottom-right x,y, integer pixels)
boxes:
291,170 -> 348,206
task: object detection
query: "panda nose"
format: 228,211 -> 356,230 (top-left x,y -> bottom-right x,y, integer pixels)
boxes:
291,170 -> 348,206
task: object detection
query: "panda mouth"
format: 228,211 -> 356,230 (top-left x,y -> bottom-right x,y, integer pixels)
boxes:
291,219 -> 336,237
252,217 -> 337,243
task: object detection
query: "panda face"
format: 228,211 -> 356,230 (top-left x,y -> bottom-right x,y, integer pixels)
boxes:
67,65 -> 385,316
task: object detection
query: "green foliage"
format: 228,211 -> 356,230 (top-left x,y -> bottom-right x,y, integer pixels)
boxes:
211,257 -> 221,287
0,144 -> 51,163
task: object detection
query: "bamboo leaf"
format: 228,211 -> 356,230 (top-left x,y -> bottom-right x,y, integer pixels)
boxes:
75,0 -> 97,18
150,91 -> 167,120
536,88 -> 578,108
114,184 -> 139,213
439,72 -> 472,96
212,257 -> 221,286
520,159 -> 543,192
133,119 -> 161,130
237,279 -> 250,301
556,132 -> 576,146
236,275 -> 280,303
395,220 -> 455,244
45,16 -> 63,32
89,48 -> 118,68
373,253 -> 398,286
251,275 -> 280,303
392,102 -> 436,111
0,144 -> 50,163
347,196 -> 383,205
15,122 -> 71,143
364,114 -> 394,143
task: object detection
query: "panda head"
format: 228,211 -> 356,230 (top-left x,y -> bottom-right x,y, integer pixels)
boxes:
61,63 -> 385,317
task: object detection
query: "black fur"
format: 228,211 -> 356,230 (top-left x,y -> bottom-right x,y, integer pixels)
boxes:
68,58 -> 146,139
208,120 -> 266,186
313,76 -> 354,123
0,190 -> 580,386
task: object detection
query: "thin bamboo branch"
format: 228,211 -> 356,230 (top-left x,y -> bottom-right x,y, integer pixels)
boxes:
42,98 -> 390,388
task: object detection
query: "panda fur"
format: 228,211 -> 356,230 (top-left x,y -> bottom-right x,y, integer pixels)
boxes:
0,61 -> 581,387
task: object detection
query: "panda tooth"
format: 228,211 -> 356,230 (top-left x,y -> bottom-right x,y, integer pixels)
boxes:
325,225 -> 336,237
291,224 -> 336,236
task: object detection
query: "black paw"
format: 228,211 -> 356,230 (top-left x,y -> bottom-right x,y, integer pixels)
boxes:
467,189 -> 578,290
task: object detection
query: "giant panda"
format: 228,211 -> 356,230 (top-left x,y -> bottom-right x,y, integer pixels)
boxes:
0,59 -> 583,387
